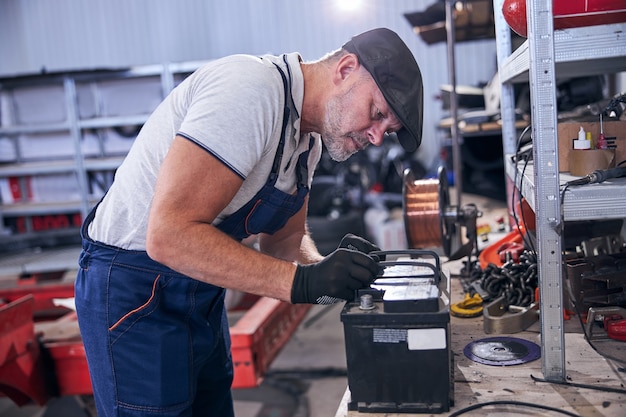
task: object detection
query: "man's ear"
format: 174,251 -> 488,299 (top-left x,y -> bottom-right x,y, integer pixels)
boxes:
333,53 -> 360,85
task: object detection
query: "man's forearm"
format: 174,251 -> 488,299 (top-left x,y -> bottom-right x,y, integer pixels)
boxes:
259,230 -> 323,265
298,233 -> 324,264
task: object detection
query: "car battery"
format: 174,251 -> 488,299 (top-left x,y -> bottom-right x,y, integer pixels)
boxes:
340,250 -> 453,413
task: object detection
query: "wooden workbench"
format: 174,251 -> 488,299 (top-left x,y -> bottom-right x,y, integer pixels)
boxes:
335,275 -> 626,417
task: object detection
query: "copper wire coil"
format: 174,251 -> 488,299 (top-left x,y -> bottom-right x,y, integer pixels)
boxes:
403,169 -> 446,250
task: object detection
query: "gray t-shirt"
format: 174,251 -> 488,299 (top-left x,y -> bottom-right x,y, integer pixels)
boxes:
89,52 -> 322,250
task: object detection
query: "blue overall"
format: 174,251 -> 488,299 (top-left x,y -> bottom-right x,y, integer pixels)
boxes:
75,60 -> 311,417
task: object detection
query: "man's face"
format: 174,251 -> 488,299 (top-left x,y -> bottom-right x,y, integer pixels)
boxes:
322,71 -> 402,162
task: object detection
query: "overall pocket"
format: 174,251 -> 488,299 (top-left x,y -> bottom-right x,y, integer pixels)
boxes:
107,267 -> 192,412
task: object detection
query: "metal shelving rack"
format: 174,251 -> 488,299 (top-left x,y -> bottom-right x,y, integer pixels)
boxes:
0,61 -> 206,249
494,0 -> 626,380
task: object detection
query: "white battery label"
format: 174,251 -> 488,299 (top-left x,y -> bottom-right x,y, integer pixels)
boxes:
372,328 -> 447,350
407,328 -> 446,350
372,328 -> 407,344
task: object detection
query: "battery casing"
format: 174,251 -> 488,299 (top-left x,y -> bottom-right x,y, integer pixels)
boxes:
340,252 -> 453,413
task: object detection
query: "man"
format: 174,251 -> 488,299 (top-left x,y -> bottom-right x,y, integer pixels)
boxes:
75,27 -> 423,417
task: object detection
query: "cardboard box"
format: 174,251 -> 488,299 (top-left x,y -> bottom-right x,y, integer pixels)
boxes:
558,120 -> 625,172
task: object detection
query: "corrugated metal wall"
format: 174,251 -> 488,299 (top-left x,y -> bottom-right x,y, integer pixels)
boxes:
0,0 -> 497,165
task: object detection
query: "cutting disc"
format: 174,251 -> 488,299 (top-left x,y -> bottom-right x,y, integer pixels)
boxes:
464,337 -> 541,366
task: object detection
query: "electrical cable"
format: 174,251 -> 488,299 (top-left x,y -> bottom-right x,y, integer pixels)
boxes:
518,153 -> 536,255
447,400 -> 581,417
564,165 -> 626,187
511,125 -> 536,254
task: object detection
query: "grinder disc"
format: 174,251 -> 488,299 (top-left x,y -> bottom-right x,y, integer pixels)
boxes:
464,337 -> 541,366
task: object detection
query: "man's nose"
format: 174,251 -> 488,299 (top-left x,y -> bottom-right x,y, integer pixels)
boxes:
368,125 -> 386,146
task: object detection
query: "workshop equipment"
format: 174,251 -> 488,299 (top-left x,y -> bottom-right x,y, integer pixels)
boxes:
454,234 -> 538,328
451,292 -> 484,318
497,241 -> 525,263
483,295 -> 539,334
403,166 -> 481,267
341,250 -> 453,414
605,315 -> 626,341
565,252 -> 626,313
585,306 -> 626,341
464,336 -> 541,366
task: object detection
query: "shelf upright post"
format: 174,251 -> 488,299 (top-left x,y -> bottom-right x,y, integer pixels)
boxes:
64,76 -> 91,221
526,0 -> 566,380
160,62 -> 175,98
493,0 -> 518,211
445,0 -> 462,209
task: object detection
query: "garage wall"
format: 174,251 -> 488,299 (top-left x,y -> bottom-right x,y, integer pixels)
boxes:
0,0 -> 497,167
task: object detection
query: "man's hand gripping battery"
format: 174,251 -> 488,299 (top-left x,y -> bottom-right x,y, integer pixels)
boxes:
291,234 -> 382,304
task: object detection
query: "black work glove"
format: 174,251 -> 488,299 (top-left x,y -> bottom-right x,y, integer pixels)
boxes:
291,249 -> 380,304
338,233 -> 380,255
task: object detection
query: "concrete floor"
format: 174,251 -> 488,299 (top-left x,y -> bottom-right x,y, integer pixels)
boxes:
232,303 -> 349,417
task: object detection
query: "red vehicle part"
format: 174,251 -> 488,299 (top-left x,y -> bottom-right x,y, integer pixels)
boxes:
0,295 -> 51,406
502,0 -> 626,37
40,311 -> 92,397
0,273 -> 75,320
46,342 -> 92,397
230,298 -> 310,388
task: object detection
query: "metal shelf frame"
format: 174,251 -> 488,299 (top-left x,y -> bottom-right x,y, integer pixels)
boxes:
0,61 -> 208,247
506,160 -> 626,222
0,157 -> 124,177
500,23 -> 626,83
523,0 -> 566,382
494,1 -> 626,381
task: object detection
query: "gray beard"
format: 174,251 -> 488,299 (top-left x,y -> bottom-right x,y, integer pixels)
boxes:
323,135 -> 355,162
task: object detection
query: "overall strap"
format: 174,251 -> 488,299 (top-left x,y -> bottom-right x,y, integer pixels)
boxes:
267,62 -> 291,185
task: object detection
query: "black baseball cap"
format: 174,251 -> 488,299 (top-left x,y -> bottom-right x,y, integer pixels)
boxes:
343,28 -> 423,153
